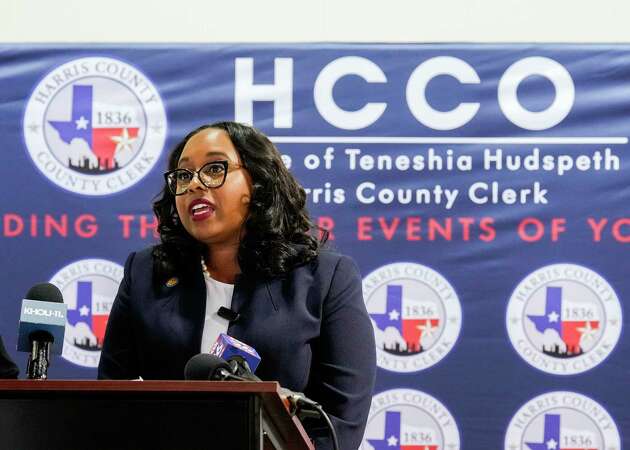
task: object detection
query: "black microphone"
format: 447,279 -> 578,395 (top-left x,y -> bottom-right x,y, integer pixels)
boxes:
0,336 -> 19,379
225,354 -> 320,415
184,353 -> 242,381
217,306 -> 240,322
211,338 -> 322,417
17,283 -> 67,380
183,353 -> 338,449
211,335 -> 321,413
226,355 -> 261,381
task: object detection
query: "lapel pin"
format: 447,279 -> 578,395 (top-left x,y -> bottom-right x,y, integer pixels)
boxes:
165,277 -> 179,288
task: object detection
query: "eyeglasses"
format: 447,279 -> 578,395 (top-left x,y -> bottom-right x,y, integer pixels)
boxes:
164,160 -> 241,196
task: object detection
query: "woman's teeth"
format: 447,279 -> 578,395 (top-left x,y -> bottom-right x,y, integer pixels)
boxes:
192,204 -> 210,215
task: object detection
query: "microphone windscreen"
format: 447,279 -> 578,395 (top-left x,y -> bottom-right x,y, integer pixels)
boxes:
25,283 -> 63,303
17,283 -> 67,354
184,353 -> 231,381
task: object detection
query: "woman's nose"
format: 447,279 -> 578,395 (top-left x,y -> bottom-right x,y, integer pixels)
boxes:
187,172 -> 207,192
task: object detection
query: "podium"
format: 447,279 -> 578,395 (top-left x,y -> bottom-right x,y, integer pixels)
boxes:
0,380 -> 314,450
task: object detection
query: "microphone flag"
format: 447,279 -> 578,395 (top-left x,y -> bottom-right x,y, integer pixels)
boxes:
210,333 -> 261,372
17,299 -> 67,355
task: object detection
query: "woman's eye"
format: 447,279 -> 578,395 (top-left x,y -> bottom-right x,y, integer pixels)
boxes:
177,171 -> 192,181
203,164 -> 224,176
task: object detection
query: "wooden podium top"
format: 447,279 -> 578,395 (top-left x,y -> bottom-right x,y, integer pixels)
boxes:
0,379 -> 281,393
0,380 -> 314,450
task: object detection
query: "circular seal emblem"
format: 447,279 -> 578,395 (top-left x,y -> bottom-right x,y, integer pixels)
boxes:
363,262 -> 462,373
361,389 -> 461,450
504,391 -> 621,450
506,264 -> 622,375
23,56 -> 167,196
49,258 -> 124,368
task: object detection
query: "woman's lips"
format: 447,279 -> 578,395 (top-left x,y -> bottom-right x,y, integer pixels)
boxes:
189,199 -> 216,222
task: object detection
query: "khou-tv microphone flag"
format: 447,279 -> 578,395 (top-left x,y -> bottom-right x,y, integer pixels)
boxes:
0,45 -> 628,449
210,333 -> 261,372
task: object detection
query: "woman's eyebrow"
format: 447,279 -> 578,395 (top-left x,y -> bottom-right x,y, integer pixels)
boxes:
178,151 -> 229,166
204,151 -> 229,158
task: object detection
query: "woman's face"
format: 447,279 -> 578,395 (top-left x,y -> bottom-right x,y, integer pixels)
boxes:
174,128 -> 252,247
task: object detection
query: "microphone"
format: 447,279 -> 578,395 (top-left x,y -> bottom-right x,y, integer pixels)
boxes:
188,334 -> 340,450
184,353 -> 319,409
17,283 -> 67,380
184,353 -> 242,381
210,333 -> 261,373
217,306 -> 240,322
0,336 -> 19,379
278,387 -> 321,416
208,336 -> 321,417
182,352 -> 337,448
227,355 -> 261,381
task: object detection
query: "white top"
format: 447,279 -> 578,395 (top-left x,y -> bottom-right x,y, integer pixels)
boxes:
199,272 -> 235,353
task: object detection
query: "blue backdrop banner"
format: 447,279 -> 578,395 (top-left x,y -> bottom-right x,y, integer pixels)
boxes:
0,44 -> 628,450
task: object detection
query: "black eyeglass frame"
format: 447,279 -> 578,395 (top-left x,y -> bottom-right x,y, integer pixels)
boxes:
164,160 -> 233,196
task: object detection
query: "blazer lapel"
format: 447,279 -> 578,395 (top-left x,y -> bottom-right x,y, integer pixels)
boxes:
227,274 -> 252,341
228,274 -> 278,342
167,269 -> 206,355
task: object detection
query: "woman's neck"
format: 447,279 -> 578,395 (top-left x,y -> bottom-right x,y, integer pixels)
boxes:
204,244 -> 240,284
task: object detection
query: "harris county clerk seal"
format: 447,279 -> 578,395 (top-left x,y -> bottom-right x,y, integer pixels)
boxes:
504,391 -> 621,450
49,258 -> 123,368
506,264 -> 622,375
360,389 -> 461,450
363,262 -> 462,373
23,57 -> 166,196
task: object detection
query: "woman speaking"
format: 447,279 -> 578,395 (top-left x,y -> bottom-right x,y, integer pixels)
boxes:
98,121 -> 376,449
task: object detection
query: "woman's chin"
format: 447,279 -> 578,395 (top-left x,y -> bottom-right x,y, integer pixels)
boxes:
194,232 -> 240,248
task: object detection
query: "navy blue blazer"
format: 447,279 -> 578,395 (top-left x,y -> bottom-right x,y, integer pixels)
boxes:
98,247 -> 376,449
